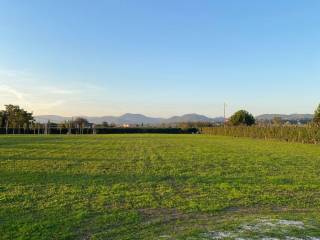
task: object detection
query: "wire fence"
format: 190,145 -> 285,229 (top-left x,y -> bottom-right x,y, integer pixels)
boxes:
0,127 -> 199,135
201,125 -> 320,144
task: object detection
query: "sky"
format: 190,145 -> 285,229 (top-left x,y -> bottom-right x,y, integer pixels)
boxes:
0,0 -> 319,117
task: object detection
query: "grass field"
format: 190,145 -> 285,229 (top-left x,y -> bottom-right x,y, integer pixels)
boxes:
1,134 -> 320,239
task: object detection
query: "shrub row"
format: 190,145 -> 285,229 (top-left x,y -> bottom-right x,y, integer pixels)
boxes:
94,127 -> 198,134
201,125 -> 320,144
0,127 -> 198,135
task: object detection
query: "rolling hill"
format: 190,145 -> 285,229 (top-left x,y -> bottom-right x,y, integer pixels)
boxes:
35,113 -> 223,125
35,113 -> 314,125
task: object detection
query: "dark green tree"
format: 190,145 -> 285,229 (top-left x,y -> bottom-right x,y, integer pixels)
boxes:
73,117 -> 89,134
101,121 -> 109,127
73,117 -> 89,128
229,110 -> 255,126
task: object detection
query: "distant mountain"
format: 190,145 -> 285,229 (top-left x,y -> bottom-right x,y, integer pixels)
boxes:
35,113 -> 314,125
166,114 -> 223,123
34,115 -> 72,123
35,113 -> 223,125
256,114 -> 313,121
113,113 -> 163,125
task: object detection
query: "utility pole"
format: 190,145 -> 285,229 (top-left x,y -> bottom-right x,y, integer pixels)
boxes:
224,102 -> 226,123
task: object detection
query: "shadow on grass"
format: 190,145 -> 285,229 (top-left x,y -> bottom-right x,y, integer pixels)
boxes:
0,169 -> 269,187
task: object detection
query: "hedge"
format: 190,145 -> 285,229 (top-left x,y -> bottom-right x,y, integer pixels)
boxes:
201,125 -> 320,144
0,127 -> 199,135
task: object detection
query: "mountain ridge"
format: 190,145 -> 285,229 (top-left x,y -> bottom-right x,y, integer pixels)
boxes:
35,113 -> 224,124
256,114 -> 313,121
35,113 -> 314,124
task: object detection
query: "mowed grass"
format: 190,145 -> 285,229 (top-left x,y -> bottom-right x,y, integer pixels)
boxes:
1,134 -> 320,239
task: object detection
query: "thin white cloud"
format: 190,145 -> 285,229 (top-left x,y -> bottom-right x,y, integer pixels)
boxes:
0,85 -> 68,113
0,69 -> 70,112
0,67 -> 107,115
36,100 -> 65,109
40,86 -> 76,95
0,85 -> 24,100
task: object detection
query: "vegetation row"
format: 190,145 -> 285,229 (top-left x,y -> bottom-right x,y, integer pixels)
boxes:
201,125 -> 320,144
0,127 -> 198,134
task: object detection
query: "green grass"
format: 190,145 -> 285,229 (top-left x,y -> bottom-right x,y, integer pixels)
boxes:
1,134 -> 320,239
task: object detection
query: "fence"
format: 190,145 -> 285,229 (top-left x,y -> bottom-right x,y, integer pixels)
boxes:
0,127 -> 199,135
201,125 -> 320,144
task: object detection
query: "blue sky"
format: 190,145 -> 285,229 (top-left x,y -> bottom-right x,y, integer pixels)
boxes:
0,0 -> 319,117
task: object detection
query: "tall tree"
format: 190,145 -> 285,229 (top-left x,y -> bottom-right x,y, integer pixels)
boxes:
101,121 -> 109,127
73,117 -> 89,128
229,110 -> 255,126
4,105 -> 34,133
0,110 -> 6,128
73,117 -> 89,134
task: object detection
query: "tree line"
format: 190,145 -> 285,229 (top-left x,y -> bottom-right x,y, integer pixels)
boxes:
225,104 -> 320,127
0,105 -> 34,134
0,105 -> 96,134
0,105 -> 198,134
1,103 -> 320,136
